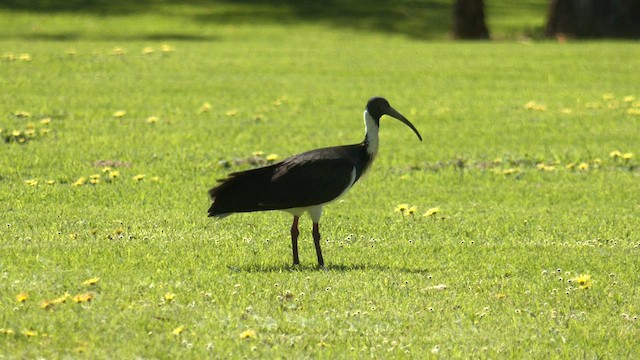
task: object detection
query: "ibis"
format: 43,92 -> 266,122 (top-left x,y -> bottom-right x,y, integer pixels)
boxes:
208,97 -> 422,267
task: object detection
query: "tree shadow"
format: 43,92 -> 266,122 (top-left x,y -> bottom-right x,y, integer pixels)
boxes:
0,0 -> 454,40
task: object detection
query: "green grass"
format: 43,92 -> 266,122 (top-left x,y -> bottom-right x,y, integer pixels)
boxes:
2,2 -> 640,358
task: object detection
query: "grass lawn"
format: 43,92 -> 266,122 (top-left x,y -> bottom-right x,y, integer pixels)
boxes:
1,1 -> 639,358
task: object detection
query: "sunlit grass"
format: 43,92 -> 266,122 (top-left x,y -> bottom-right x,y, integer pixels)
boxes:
1,3 -> 639,359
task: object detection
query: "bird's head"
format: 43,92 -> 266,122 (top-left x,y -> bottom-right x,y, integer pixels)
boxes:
365,97 -> 422,141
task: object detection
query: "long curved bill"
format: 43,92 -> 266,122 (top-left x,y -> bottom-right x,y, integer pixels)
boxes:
386,106 -> 423,141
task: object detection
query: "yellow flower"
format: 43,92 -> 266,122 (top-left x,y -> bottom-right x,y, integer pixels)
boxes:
394,204 -> 409,213
565,162 -> 576,170
142,46 -> 155,55
109,170 -> 120,179
150,176 -> 160,182
25,179 -> 38,186
112,47 -> 126,56
146,116 -> 158,124
164,292 -> 176,302
524,101 -> 546,111
132,174 -> 145,182
160,43 -> 174,53
46,179 -> 55,185
623,95 -> 635,103
83,277 -> 100,286
252,151 -> 265,157
602,93 -> 614,101
570,274 -> 592,289
0,328 -> 15,335
239,329 -> 257,339
199,102 -> 212,113
622,152 -> 633,161
609,150 -> 622,158
406,205 -> 418,216
113,110 -> 126,118
66,49 -> 77,56
18,53 -> 31,62
536,163 -> 555,172
502,168 -> 519,175
72,177 -> 87,187
102,166 -> 112,173
21,329 -> 37,337
266,154 -> 279,162
628,108 -> 640,115
72,293 -> 95,303
14,111 -> 31,118
40,117 -> 51,125
225,109 -> 238,117
578,162 -> 589,171
423,207 -> 440,217
172,325 -> 185,336
16,292 -> 28,303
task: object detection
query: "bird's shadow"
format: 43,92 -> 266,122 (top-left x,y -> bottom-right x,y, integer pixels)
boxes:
227,262 -> 430,274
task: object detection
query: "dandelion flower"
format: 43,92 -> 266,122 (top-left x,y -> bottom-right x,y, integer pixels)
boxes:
609,150 -> 622,158
394,203 -> 409,213
252,151 -> 265,157
266,154 -> 279,162
15,292 -> 28,303
146,116 -> 158,124
112,47 -> 126,56
578,162 -> 589,171
623,96 -> 635,103
113,110 -> 126,118
142,47 -> 155,55
423,207 -> 440,217
83,277 -> 100,286
25,179 -> 38,186
199,102 -> 212,113
72,177 -> 87,187
239,329 -> 257,339
172,325 -> 185,336
72,293 -> 95,303
102,166 -> 112,173
150,176 -> 160,182
14,111 -> 31,118
160,43 -> 174,53
560,108 -> 573,114
66,49 -> 77,56
407,205 -> 418,216
18,53 -> 31,62
132,174 -> 145,182
525,101 -> 546,111
109,171 -> 120,179
46,179 -> 55,185
225,109 -> 238,117
21,330 -> 37,337
0,328 -> 15,335
627,108 -> 640,115
571,274 -> 592,289
164,292 -> 176,302
40,117 -> 51,125
502,168 -> 519,175
622,152 -> 633,161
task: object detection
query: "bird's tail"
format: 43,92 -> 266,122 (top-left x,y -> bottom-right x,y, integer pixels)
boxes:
207,165 -> 277,217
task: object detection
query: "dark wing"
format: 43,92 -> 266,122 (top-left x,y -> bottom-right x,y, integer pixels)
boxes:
208,149 -> 356,216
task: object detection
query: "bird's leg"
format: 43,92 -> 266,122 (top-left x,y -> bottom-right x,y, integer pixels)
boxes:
312,222 -> 324,268
290,216 -> 300,265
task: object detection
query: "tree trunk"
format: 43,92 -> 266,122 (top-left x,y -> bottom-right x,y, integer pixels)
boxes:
546,0 -> 640,39
453,0 -> 490,39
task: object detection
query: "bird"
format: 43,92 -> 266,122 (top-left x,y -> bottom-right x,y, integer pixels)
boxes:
208,97 -> 422,268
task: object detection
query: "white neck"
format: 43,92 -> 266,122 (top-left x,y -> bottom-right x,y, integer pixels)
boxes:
364,110 -> 379,156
